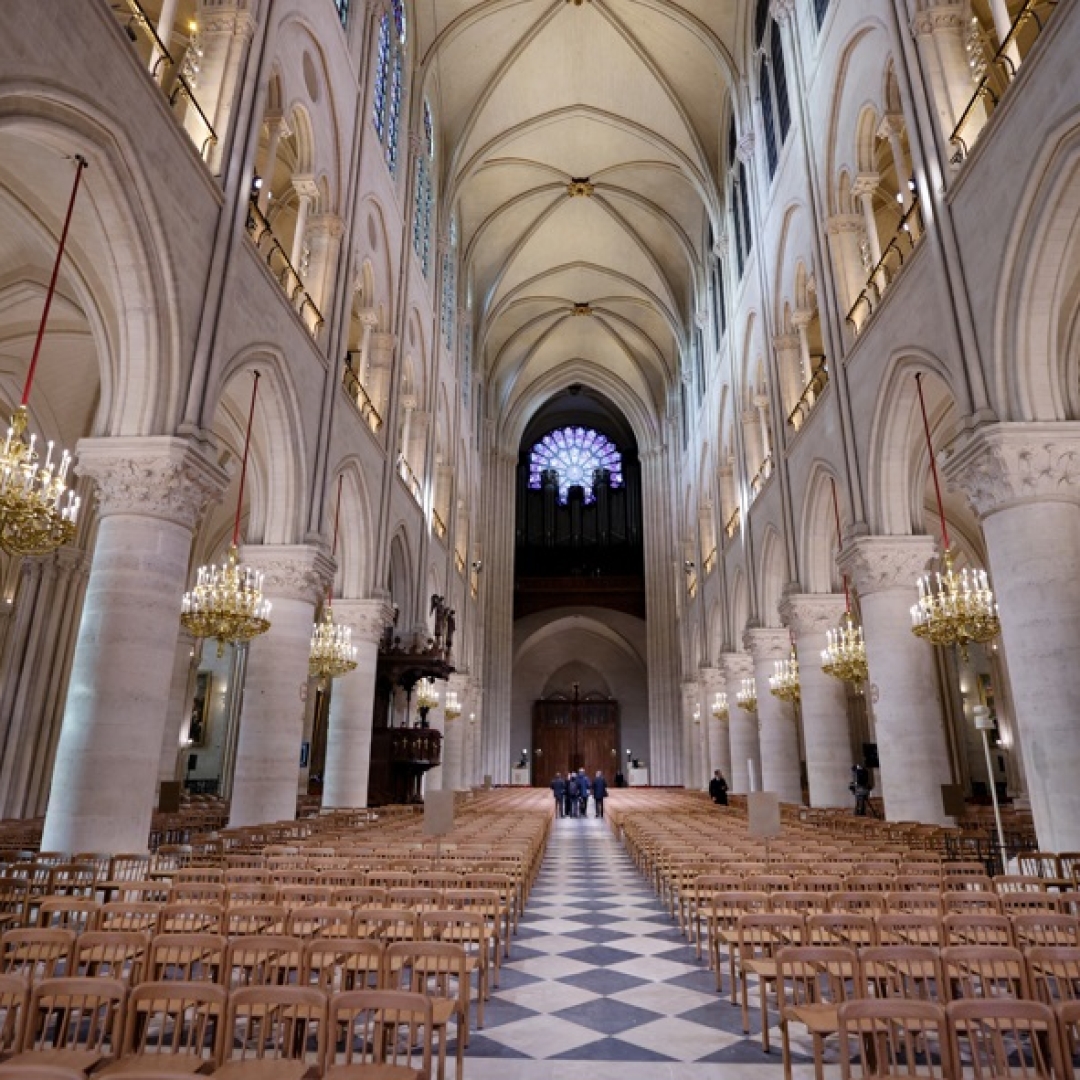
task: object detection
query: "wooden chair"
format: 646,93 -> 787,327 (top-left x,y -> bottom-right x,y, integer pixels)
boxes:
0,928 -> 75,981
875,913 -> 943,947
223,903 -> 288,937
333,886 -> 387,910
420,909 -> 490,1030
278,885 -> 332,911
286,905 -> 354,940
36,897 -> 101,936
837,998 -> 952,1079
145,933 -> 226,984
1013,912 -> 1080,949
859,945 -> 945,1004
0,878 -> 29,931
157,904 -> 222,936
885,890 -> 943,915
99,902 -> 160,936
943,912 -> 1014,947
943,889 -> 1002,914
807,912 -> 876,949
354,908 -> 417,946
223,884 -> 280,908
0,973 -> 29,1058
322,989 -> 432,1080
942,944 -> 1030,1000
0,975 -> 125,1075
94,979 -> 225,1075
442,888 -> 503,986
826,891 -> 886,916
224,935 -> 303,989
736,913 -> 806,1050
167,882 -> 224,906
385,941 -> 468,1080
777,945 -> 856,1080
73,931 -> 149,984
1026,945 -> 1080,1005
708,890 -> 770,997
946,998 -> 1067,1078
215,984 -> 327,1078
301,938 -> 383,994
1056,999 -> 1080,1067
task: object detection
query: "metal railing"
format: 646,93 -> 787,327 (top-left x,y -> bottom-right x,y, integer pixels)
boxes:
950,1 -> 1060,166
342,353 -> 383,433
750,454 -> 774,498
454,551 -> 466,577
246,199 -> 324,336
845,199 -> 924,336
111,0 -> 218,164
787,359 -> 830,431
398,456 -> 423,503
724,507 -> 741,540
703,547 -> 717,575
432,510 -> 447,540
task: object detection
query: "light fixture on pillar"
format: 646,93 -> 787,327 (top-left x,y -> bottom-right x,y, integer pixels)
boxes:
712,692 -> 728,720
181,371 -> 272,657
769,646 -> 801,704
736,678 -> 757,713
821,476 -> 869,684
416,678 -> 439,727
309,475 -> 358,681
0,156 -> 86,557
692,704 -> 701,725
443,690 -> 461,721
909,373 -> 1000,660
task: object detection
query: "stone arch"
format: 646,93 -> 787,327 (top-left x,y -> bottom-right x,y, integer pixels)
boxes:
757,525 -> 786,626
328,456 -> 375,598
997,119 -> 1080,422
799,461 -> 844,594
387,529 -> 415,633
730,566 -> 749,644
0,93 -> 179,438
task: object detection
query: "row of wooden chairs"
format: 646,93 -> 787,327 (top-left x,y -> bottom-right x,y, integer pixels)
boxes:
0,959 -> 463,1079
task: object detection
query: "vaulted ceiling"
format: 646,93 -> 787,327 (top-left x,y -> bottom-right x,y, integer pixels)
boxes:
414,0 -> 744,437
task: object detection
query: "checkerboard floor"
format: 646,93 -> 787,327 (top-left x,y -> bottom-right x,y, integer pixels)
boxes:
455,814 -> 841,1079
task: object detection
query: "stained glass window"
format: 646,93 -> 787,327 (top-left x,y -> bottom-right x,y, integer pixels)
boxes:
372,4 -> 406,176
442,214 -> 457,348
334,0 -> 349,28
412,100 -> 434,276
529,427 -> 623,504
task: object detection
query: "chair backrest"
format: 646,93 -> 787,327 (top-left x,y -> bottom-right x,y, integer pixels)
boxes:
37,897 -> 101,935
221,985 -> 326,1068
224,883 -> 280,907
838,998 -> 951,1078
946,997 -> 1066,1078
876,912 -> 943,947
224,934 -> 303,988
158,903 -> 223,935
278,884 -> 333,910
777,945 -> 857,1008
333,885 -> 387,908
1013,913 -> 1080,948
99,901 -> 160,935
944,912 -> 1015,947
287,904 -> 354,939
736,913 -> 805,957
886,890 -> 943,915
73,930 -> 149,983
0,972 -> 29,1054
941,944 -> 1030,1000
223,903 -> 288,937
22,976 -> 125,1055
354,907 -> 417,943
1025,945 -> 1080,1004
385,940 -> 468,1010
147,932 -> 227,983
944,889 -> 1002,914
793,874 -> 844,894
168,881 -> 224,905
323,989 -> 432,1075
807,912 -> 876,947
859,945 -> 944,1003
827,890 -> 887,915
301,938 -> 384,993
0,927 -> 75,979
119,979 -> 226,1065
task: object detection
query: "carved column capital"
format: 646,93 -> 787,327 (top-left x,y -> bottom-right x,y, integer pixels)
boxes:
911,1 -> 967,36
329,598 -> 395,644
239,543 -> 335,604
772,332 -> 801,353
720,651 -> 754,684
76,435 -> 228,530
779,592 -> 848,636
769,0 -> 796,23
744,627 -> 791,661
736,131 -> 756,164
852,172 -> 881,198
827,214 -> 864,236
941,422 -> 1080,519
837,534 -> 938,596
292,174 -> 319,201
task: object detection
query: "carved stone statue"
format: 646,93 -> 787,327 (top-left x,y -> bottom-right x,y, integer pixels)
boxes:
445,609 -> 456,654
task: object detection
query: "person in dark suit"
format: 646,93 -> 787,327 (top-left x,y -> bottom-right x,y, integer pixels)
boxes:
592,770 -> 608,818
709,770 -> 729,805
566,773 -> 579,817
577,769 -> 591,817
551,773 -> 566,817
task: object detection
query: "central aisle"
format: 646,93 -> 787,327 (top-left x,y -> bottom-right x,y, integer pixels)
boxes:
463,812 -> 822,1080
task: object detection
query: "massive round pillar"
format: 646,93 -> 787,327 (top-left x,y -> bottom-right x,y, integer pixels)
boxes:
746,628 -> 803,805
721,651 -> 759,794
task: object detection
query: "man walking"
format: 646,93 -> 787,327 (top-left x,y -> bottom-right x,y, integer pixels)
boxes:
709,770 -> 729,806
577,768 -> 591,817
592,770 -> 608,818
551,772 -> 566,817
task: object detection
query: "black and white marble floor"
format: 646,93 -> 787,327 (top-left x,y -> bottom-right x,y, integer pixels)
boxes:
456,814 -> 834,1080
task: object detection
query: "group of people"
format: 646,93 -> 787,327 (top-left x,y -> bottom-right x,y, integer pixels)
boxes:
551,769 -> 608,818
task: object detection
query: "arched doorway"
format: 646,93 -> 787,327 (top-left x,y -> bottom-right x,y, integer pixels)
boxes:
533,684 -> 620,784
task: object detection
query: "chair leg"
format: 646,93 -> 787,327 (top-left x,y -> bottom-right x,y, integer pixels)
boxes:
760,979 -> 770,1053
780,1017 -> 792,1080
740,971 -> 749,1034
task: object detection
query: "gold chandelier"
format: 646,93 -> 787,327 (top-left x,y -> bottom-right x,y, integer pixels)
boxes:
0,157 -> 87,558
444,690 -> 461,720
711,692 -> 728,720
821,476 -> 869,684
821,610 -> 869,684
181,371 -> 271,656
909,373 -> 1000,659
736,678 -> 757,712
416,678 -> 439,727
769,649 -> 800,704
309,475 -> 357,680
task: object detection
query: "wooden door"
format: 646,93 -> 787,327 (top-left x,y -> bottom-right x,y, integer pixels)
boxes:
532,692 -> 619,786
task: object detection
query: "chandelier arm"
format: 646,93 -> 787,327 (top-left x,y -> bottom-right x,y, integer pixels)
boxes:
327,473 -> 343,607
232,370 -> 261,548
22,156 -> 88,408
914,372 -> 950,552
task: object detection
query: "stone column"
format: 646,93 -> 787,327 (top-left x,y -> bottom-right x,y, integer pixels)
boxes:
682,678 -> 702,791
781,593 -> 853,807
853,174 -> 884,270
368,332 -> 396,424
878,115 -> 913,211
320,599 -> 390,809
943,424 -> 1080,852
193,1 -> 257,172
305,213 -> 345,318
357,310 -> 378,384
838,536 -> 954,825
911,2 -> 977,138
440,672 -> 469,791
701,666 -> 732,784
289,177 -> 317,275
229,544 -> 333,828
257,113 -> 288,214
42,437 -> 227,853
158,630 -> 199,785
747,628 -> 803,805
826,215 -> 868,320
773,332 -> 803,422
722,651 -> 759,794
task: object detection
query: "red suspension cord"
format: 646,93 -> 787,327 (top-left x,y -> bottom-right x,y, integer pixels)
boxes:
914,372 -> 950,552
232,371 -> 261,548
830,476 -> 851,613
